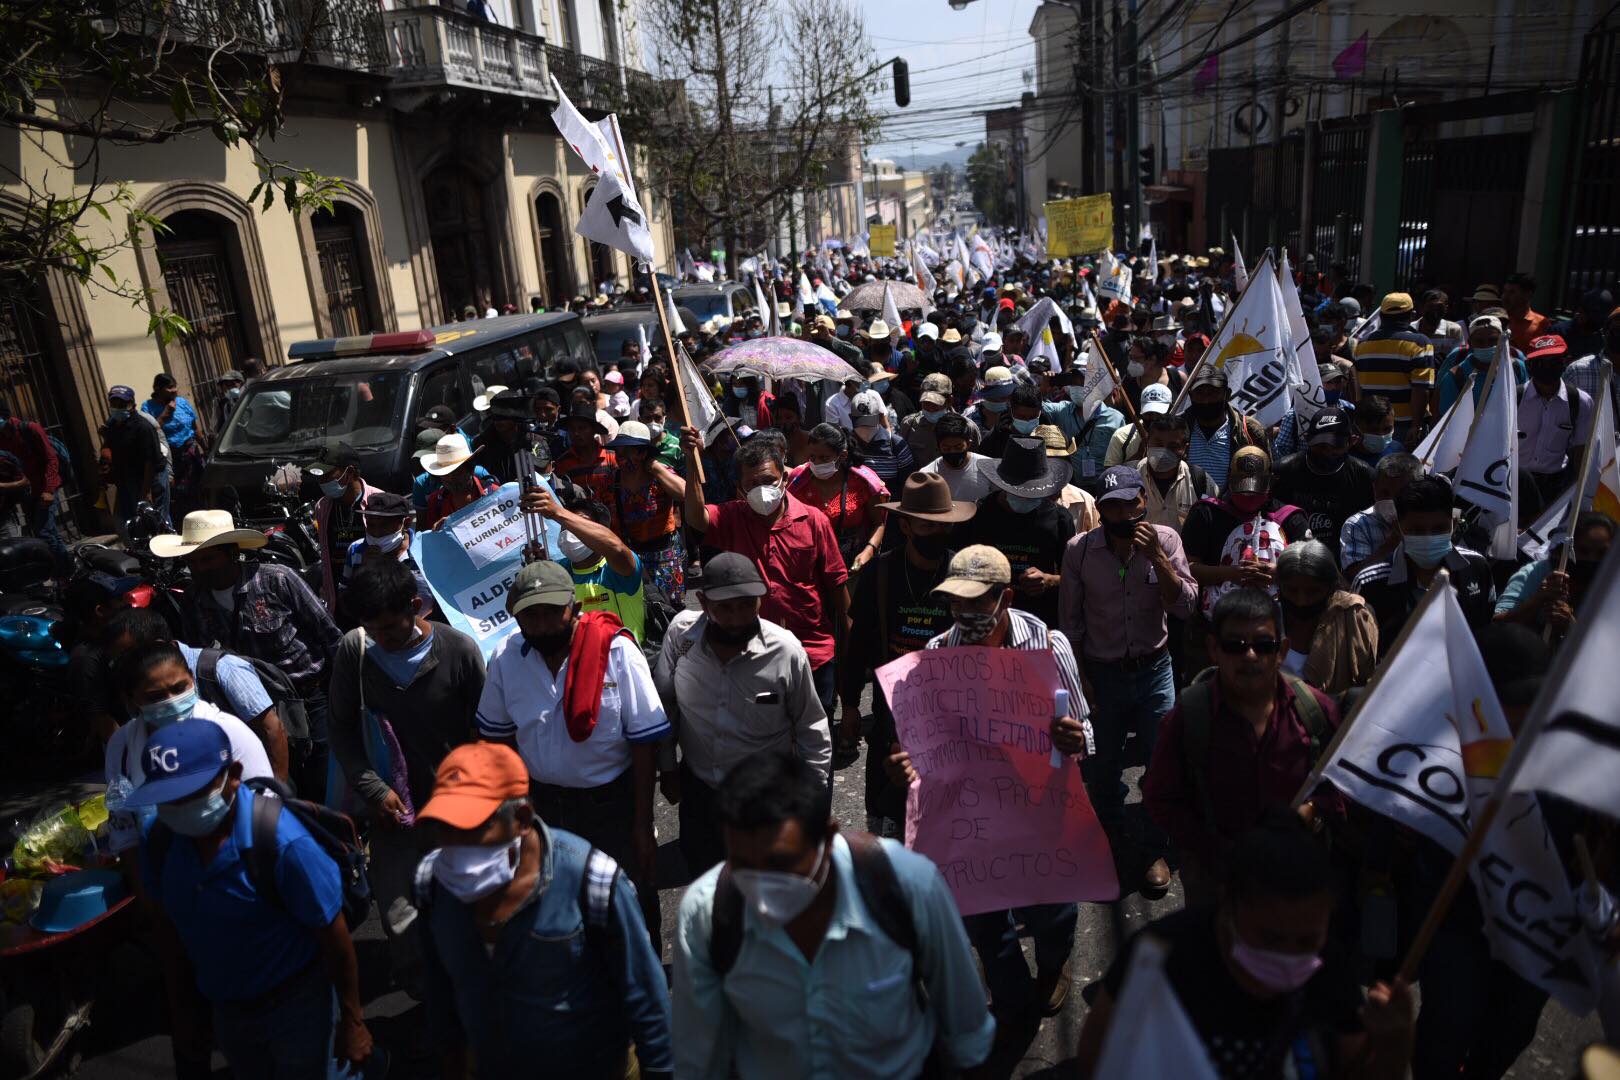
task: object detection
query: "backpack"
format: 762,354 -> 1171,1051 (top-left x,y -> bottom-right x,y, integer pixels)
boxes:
1177,668 -> 1332,831
197,646 -> 312,743
45,432 -> 76,494
148,776 -> 372,929
710,831 -> 921,981
414,843 -> 619,946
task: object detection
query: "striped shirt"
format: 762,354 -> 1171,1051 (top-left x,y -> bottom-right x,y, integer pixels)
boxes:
1352,325 -> 1435,423
1565,354 -> 1619,419
926,608 -> 1092,749
1337,506 -> 1391,571
1187,418 -> 1234,490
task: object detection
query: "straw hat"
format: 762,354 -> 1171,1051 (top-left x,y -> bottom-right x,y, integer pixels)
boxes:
148,510 -> 268,559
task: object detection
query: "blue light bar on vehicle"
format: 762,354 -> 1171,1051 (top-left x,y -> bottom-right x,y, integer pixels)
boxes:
287,330 -> 437,361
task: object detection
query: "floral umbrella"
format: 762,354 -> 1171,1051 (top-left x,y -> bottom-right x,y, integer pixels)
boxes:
699,337 -> 862,383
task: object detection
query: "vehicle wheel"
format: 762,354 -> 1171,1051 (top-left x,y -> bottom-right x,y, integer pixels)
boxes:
1,998 -> 44,1078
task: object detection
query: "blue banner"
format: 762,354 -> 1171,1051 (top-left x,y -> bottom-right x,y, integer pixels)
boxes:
410,481 -> 561,658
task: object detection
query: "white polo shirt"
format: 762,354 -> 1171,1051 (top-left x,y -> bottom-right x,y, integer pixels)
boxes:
103,699 -> 275,853
476,631 -> 669,788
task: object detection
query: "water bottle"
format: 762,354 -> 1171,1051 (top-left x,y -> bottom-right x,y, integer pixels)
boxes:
1051,690 -> 1070,768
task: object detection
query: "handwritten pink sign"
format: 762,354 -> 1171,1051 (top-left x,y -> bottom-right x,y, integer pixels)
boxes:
877,646 -> 1119,915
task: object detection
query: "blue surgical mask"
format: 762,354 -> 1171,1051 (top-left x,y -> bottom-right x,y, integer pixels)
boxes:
1404,532 -> 1453,568
980,399 -> 1008,414
1360,433 -> 1389,453
1471,345 -> 1497,364
140,688 -> 198,730
156,782 -> 235,837
365,529 -> 406,554
108,408 -> 132,422
870,379 -> 890,394
921,408 -> 946,422
1006,493 -> 1044,514
732,386 -> 750,399
1011,416 -> 1040,435
320,479 -> 347,499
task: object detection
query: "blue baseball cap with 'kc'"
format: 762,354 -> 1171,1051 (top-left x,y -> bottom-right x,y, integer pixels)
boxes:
124,720 -> 231,807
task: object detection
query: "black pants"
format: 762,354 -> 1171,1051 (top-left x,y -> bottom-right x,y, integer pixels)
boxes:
1412,916 -> 1549,1079
531,769 -> 662,956
677,763 -> 726,878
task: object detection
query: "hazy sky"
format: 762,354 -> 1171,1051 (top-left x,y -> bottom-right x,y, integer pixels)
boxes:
861,0 -> 1042,166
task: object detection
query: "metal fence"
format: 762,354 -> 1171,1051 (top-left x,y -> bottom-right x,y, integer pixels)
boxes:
1205,135 -> 1303,262
1395,132 -> 1528,296
1563,19 -> 1620,307
1307,122 -> 1369,280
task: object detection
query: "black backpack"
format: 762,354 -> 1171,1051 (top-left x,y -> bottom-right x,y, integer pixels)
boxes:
197,646 -> 312,743
148,776 -> 372,929
710,832 -> 921,982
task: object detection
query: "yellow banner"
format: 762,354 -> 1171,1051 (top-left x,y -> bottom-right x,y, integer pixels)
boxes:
1045,195 -> 1113,257
869,223 -> 897,258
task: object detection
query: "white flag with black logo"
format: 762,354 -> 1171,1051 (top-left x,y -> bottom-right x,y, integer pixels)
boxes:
1455,347 -> 1519,558
1198,251 -> 1292,427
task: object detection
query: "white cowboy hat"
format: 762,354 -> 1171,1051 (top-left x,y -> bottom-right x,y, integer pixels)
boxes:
418,432 -> 476,476
472,384 -> 509,412
148,510 -> 268,559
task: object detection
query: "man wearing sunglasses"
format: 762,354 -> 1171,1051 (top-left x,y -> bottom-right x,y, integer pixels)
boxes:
1141,587 -> 1341,907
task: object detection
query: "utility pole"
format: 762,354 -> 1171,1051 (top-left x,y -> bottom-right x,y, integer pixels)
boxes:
1270,4 -> 1291,249
1125,0 -> 1142,249
709,0 -> 737,278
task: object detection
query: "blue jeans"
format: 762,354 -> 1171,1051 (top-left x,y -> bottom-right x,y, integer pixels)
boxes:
963,903 -> 1078,1014
1082,652 -> 1176,825
211,969 -> 339,1080
26,499 -> 70,576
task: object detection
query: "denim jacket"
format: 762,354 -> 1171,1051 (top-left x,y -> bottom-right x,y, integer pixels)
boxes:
419,822 -> 672,1078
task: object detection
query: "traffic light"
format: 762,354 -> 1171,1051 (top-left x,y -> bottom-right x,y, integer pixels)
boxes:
893,58 -> 910,108
1138,146 -> 1156,190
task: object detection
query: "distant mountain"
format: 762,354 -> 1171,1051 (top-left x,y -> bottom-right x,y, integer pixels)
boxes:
875,145 -> 973,173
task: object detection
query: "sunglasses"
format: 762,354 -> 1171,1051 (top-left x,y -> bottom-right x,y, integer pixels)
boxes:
1218,637 -> 1282,657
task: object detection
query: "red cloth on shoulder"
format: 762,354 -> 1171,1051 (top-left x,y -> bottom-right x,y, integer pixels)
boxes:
564,610 -> 634,742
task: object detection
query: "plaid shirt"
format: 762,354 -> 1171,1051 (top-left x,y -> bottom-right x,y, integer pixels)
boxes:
1337,506 -> 1390,571
1565,354 -> 1619,419
180,561 -> 341,691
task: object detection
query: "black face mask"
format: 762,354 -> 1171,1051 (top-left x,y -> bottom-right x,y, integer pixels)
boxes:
940,451 -> 968,469
1281,596 -> 1329,622
1103,514 -> 1144,538
1531,360 -> 1564,385
909,532 -> 949,560
705,618 -> 761,647
1569,559 -> 1599,587
1306,451 -> 1346,476
1191,400 -> 1227,422
522,619 -> 575,656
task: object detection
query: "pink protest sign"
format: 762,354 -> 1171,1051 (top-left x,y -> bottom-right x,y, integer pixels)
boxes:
877,645 -> 1119,915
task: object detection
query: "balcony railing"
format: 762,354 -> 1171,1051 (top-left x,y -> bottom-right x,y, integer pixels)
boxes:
546,46 -> 678,136
385,7 -> 552,101
115,0 -> 389,71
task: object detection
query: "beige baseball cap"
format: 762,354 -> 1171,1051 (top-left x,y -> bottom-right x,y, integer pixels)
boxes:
933,545 -> 1012,600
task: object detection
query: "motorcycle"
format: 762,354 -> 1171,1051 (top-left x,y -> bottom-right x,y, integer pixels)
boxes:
218,464 -> 324,592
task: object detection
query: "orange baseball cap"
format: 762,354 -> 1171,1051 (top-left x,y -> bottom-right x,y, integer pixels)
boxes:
419,743 -> 530,829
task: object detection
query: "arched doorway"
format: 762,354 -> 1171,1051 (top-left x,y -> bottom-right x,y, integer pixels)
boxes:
312,203 -> 377,337
424,163 -> 501,318
157,209 -> 252,419
0,280 -> 83,520
535,190 -> 573,305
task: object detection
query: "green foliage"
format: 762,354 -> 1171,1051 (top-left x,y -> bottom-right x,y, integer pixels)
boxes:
966,142 -> 1013,227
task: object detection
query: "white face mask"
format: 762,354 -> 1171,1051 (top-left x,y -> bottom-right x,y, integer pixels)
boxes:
365,529 -> 406,554
558,529 -> 595,564
746,482 -> 784,516
432,836 -> 522,902
808,460 -> 840,480
1126,360 -> 1146,379
1374,498 -> 1398,524
731,840 -> 830,925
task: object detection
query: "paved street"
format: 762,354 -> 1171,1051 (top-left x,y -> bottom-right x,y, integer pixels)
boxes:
69,734 -> 1599,1079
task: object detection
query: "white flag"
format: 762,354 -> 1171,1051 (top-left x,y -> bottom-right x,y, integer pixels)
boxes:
1231,236 -> 1248,293
1094,935 -> 1220,1079
1278,249 -> 1325,422
1351,309 -> 1382,343
1455,348 -> 1519,557
1414,385 -> 1476,473
1096,248 -> 1133,305
882,282 -> 903,342
1197,251 -> 1293,427
675,345 -> 719,434
911,241 -> 937,295
573,149 -> 654,262
1027,327 -> 1063,372
1146,231 -> 1160,285
1519,485 -> 1573,562
1325,583 -> 1600,1011
796,272 -> 815,314
815,281 -> 839,314
955,234 -> 976,286
635,322 -> 651,378
1512,545 -> 1620,820
1017,296 -> 1074,345
753,277 -> 770,328
664,287 -> 687,334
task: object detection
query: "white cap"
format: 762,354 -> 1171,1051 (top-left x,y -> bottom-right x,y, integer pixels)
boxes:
980,331 -> 1003,353
916,322 -> 939,340
1140,383 -> 1173,415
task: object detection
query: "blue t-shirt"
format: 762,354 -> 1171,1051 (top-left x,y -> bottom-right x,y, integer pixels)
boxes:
142,786 -> 342,1002
365,626 -> 435,686
178,641 -> 273,722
